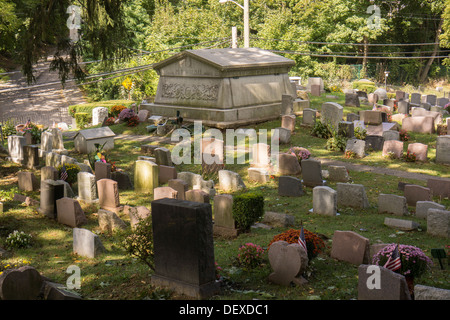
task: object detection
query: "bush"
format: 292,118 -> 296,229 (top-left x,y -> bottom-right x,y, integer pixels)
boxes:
352,80 -> 376,93
75,112 -> 92,129
268,228 -> 325,261
354,126 -> 367,140
118,108 -> 136,122
121,216 -> 154,270
326,135 -> 347,151
235,243 -> 265,270
68,100 -> 135,118
403,150 -> 416,162
372,244 -> 433,278
399,129 -> 410,141
232,192 -> 264,232
126,115 -> 140,127
310,120 -> 334,139
110,105 -> 127,117
1,119 -> 17,137
57,163 -> 81,184
5,230 -> 33,249
289,147 -> 311,163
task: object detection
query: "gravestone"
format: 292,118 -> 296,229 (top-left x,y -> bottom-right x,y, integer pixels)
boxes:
301,108 -> 316,127
278,176 -> 304,197
414,285 -> 450,300
41,166 -> 58,181
23,145 -> 39,169
40,131 -> 53,154
365,135 -> 384,151
97,178 -> 121,211
56,197 -> 87,228
276,127 -> 291,144
427,209 -> 450,238
92,107 -> 109,126
97,209 -> 127,233
154,147 -> 173,166
312,186 -> 337,216
396,91 -> 406,101
268,241 -> 308,286
94,161 -> 111,182
407,143 -> 428,162
51,128 -> 65,151
357,265 -> 411,300
38,179 -> 65,219
435,135 -> 450,165
415,201 -> 446,219
134,160 -> 159,193
250,143 -> 270,168
73,228 -> 105,258
168,179 -> 188,200
218,170 -> 246,192
361,110 -> 382,125
17,171 -> 39,192
281,94 -> 294,115
345,139 -> 366,158
411,108 -> 442,124
321,102 -> 344,129
384,217 -> 420,230
262,211 -> 295,228
397,100 -> 410,114
368,93 -> 379,105
338,121 -> 354,138
111,170 -> 133,190
345,93 -> 360,107
410,93 -> 421,106
301,158 -> 325,187
186,189 -> 210,203
426,178 -> 450,199
154,186 -> 178,200
77,172 -> 98,202
128,206 -> 151,229
402,116 -> 435,134
277,153 -> 301,176
426,94 -> 437,106
327,165 -> 349,182
378,194 -> 408,216
404,185 -> 432,206
177,172 -> 215,197
437,97 -> 449,108
137,109 -> 150,122
382,130 -> 400,141
382,140 -> 404,159
281,114 -> 296,132
0,266 -> 43,300
310,84 -> 321,97
247,167 -> 270,183
330,230 -> 370,265
158,165 -> 177,185
346,113 -> 359,122
213,194 -> 237,237
7,135 -> 26,164
337,183 -> 369,209
151,198 -> 219,299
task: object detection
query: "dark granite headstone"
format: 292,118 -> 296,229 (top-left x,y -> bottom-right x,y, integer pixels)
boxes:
39,179 -> 65,219
278,176 -> 304,197
150,198 -> 219,299
94,161 -> 111,182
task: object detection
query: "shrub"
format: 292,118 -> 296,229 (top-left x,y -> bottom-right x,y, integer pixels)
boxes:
289,147 -> 311,163
1,119 -> 17,137
121,216 -> 154,270
344,150 -> 357,159
232,192 -> 264,232
5,230 -> 33,249
75,112 -> 92,129
310,120 -> 334,139
268,228 -> 326,261
354,126 -> 367,140
118,108 -> 136,122
399,129 -> 409,141
372,244 -> 433,278
126,115 -> 140,127
352,80 -> 376,93
403,150 -> 416,162
57,163 -> 81,184
235,243 -> 265,270
326,135 -> 347,151
110,105 -> 127,117
104,117 -> 116,126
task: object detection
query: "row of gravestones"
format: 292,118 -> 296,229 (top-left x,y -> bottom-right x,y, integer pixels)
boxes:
88,106 -> 151,127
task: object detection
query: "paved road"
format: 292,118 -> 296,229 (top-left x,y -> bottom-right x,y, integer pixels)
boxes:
0,57 -> 86,128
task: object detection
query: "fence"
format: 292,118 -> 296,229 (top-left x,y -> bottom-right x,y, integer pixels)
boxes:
0,108 -> 70,128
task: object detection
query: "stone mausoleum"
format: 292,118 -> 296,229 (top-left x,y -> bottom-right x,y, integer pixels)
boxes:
140,48 -> 296,128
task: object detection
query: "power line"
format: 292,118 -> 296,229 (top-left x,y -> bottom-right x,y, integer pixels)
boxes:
269,49 -> 450,59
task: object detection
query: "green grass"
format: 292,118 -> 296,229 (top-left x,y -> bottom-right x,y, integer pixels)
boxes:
1,97 -> 449,301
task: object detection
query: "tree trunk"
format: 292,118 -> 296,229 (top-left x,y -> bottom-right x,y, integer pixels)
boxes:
361,36 -> 368,79
419,20 -> 443,84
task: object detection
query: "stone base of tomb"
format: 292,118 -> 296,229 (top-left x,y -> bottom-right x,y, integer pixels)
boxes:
141,102 -> 283,129
151,274 -> 220,299
213,225 -> 239,238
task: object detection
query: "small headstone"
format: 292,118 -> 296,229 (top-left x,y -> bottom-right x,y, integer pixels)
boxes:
435,135 -> 450,165
312,186 -> 337,216
92,107 -> 109,126
262,212 -> 295,228
410,92 -> 421,106
281,114 -> 296,132
154,186 -> 178,200
18,171 -> 39,192
345,139 -> 366,158
414,285 -> 450,300
277,153 -> 301,176
426,178 -> 450,199
42,281 -> 82,300
0,266 -> 43,300
361,110 -> 382,125
426,209 -> 450,238
97,178 -> 121,211
128,206 -> 151,229
150,198 -> 219,299
404,185 -> 432,206
168,179 -> 188,200
301,108 -> 316,126
250,143 -> 270,168
338,121 -> 354,138
111,170 -> 133,190
218,170 -> 246,192
23,145 -> 39,169
378,194 -> 408,216
382,130 -> 400,141
276,127 -> 291,144
357,265 -> 411,300
177,172 -> 215,198
247,167 -> 270,183
301,158 -> 325,187
397,100 -> 410,114
94,161 -> 111,182
7,135 -> 26,164
158,165 -> 177,185
137,109 -> 150,122
310,84 -> 321,96
330,230 -> 370,265
56,197 -> 87,227
384,217 -> 420,230
407,143 -> 428,162
365,135 -> 384,151
77,172 -> 98,202
401,116 -> 435,134
321,102 -> 344,129
38,179 -> 65,219
415,201 -> 446,219
337,183 -> 369,209
346,113 -> 359,122
345,93 -> 360,107
327,165 -> 349,182
97,208 -> 127,233
382,140 -> 404,159
213,194 -> 237,237
154,147 -> 172,166
73,228 -> 105,258
134,160 -> 159,193
51,128 -> 65,150
278,176 -> 304,197
185,189 -> 210,203
268,241 -> 308,286
281,94 -> 294,115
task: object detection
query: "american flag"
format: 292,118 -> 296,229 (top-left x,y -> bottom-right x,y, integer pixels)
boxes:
60,164 -> 68,181
384,244 -> 401,271
298,225 -> 307,254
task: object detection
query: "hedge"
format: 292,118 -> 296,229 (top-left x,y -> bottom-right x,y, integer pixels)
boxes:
232,192 -> 265,232
68,100 -> 136,118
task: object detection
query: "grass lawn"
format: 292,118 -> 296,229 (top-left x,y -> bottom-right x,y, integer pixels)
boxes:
0,96 -> 449,302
